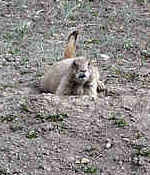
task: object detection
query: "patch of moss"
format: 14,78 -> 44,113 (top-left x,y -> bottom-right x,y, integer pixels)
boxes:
109,113 -> 128,128
46,113 -> 68,122
20,103 -> 32,113
114,118 -> 128,128
26,129 -> 38,139
135,146 -> 150,157
83,165 -> 97,174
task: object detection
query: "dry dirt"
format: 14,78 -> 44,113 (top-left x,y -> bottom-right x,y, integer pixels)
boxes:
0,0 -> 150,174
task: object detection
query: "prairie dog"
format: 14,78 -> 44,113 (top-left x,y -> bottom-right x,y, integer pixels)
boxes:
40,57 -> 104,98
56,58 -> 99,98
64,31 -> 79,58
40,57 -> 84,93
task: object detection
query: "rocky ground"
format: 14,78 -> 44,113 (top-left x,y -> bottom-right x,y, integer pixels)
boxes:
0,0 -> 150,174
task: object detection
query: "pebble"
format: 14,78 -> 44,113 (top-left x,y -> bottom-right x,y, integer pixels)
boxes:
81,158 -> 90,164
105,138 -> 112,149
75,158 -> 90,164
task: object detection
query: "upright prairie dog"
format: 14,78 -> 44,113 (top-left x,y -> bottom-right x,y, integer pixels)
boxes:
64,30 -> 79,59
40,57 -> 104,99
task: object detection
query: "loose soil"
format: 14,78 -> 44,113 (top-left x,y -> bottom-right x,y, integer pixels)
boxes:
0,0 -> 150,174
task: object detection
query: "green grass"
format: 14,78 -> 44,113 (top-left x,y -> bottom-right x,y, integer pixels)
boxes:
26,129 -> 38,139
135,146 -> 150,157
83,165 -> 97,174
109,112 -> 129,128
36,113 -> 69,122
20,103 -> 32,113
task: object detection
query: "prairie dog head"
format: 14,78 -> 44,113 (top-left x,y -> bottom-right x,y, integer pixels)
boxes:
71,58 -> 92,84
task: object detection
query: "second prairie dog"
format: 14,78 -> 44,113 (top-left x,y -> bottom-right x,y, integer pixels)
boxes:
40,57 -> 104,98
64,31 -> 79,58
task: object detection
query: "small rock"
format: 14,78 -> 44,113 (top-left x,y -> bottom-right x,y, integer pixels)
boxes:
67,156 -> 75,162
99,54 -> 110,60
75,160 -> 80,164
81,158 -> 90,164
122,137 -> 130,142
84,144 -> 93,152
105,138 -> 112,149
132,156 -> 144,166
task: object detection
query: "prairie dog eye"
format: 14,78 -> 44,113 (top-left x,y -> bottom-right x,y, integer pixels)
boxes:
72,61 -> 78,68
88,61 -> 91,67
73,61 -> 76,66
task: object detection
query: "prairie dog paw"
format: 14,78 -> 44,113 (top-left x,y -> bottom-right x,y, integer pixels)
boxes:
97,81 -> 105,92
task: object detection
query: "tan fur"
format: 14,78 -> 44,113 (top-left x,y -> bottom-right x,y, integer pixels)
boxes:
40,57 -> 104,99
40,31 -> 105,98
40,57 -> 84,93
64,31 -> 79,59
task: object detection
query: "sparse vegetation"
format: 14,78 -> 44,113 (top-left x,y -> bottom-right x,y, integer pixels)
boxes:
109,112 -> 128,128
134,146 -> 150,157
45,113 -> 68,122
83,165 -> 97,174
20,103 -> 32,113
36,112 -> 68,122
0,0 -> 150,174
26,129 -> 38,139
75,162 -> 98,174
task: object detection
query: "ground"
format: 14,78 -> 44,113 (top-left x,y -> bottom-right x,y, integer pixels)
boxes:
0,0 -> 150,174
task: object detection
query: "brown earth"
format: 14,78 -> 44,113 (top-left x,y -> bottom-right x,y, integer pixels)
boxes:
0,0 -> 150,174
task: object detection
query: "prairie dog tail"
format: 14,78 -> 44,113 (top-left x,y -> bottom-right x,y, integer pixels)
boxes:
64,30 -> 79,59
